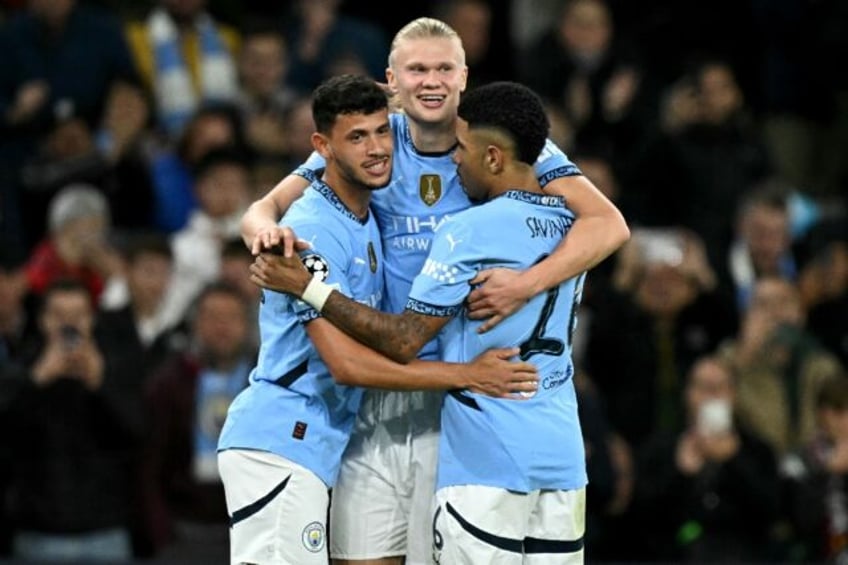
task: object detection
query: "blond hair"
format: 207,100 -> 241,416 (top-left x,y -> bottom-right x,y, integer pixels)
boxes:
388,17 -> 465,68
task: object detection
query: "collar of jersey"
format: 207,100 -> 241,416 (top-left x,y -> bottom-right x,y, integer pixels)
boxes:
313,179 -> 370,225
397,114 -> 458,158
499,190 -> 565,208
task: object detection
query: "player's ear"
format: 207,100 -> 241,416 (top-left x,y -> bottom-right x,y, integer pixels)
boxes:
385,67 -> 397,91
312,132 -> 331,159
486,146 -> 502,174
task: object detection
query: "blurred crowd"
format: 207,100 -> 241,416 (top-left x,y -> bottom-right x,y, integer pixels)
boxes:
0,0 -> 846,562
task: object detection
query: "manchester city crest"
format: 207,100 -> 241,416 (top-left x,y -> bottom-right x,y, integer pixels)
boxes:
302,521 -> 326,552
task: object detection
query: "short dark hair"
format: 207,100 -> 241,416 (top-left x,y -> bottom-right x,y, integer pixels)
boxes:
122,231 -> 173,263
191,146 -> 251,180
187,280 -> 248,326
311,74 -> 388,134
457,81 -> 549,165
39,278 -> 92,314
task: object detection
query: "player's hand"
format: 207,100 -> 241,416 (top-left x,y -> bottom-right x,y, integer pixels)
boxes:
466,347 -> 538,399
249,225 -> 311,257
250,250 -> 312,296
467,268 -> 530,333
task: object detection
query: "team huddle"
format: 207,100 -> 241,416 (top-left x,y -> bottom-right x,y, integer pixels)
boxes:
217,17 -> 628,565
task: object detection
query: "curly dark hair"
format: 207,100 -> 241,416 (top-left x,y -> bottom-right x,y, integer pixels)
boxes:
311,74 -> 389,134
457,81 -> 549,165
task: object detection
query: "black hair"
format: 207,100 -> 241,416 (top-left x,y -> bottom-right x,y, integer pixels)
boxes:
187,280 -> 248,325
177,102 -> 247,164
122,231 -> 173,263
191,146 -> 252,180
240,16 -> 286,42
39,278 -> 92,314
311,74 -> 389,134
457,81 -> 549,165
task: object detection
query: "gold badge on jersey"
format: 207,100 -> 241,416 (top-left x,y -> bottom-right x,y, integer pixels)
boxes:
419,174 -> 442,207
367,241 -> 378,273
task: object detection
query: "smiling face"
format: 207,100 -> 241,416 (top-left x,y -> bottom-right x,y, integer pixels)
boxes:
316,110 -> 393,192
387,35 -> 468,128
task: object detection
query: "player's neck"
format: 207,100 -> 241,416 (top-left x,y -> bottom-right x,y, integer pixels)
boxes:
322,171 -> 372,220
493,170 -> 544,199
408,118 -> 458,154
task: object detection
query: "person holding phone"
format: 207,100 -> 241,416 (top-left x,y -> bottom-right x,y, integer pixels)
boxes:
0,278 -> 146,562
627,354 -> 782,562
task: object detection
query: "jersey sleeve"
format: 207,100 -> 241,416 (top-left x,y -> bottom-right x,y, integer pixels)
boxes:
287,220 -> 350,323
535,139 -> 583,189
292,152 -> 327,183
406,218 -> 476,317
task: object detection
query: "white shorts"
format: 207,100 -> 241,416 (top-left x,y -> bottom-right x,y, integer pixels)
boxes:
218,449 -> 330,565
329,390 -> 441,565
432,484 -> 586,565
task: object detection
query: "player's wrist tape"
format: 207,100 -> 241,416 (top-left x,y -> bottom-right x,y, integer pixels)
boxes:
302,278 -> 333,312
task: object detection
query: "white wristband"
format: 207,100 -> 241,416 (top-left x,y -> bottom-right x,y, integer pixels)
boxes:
301,277 -> 333,312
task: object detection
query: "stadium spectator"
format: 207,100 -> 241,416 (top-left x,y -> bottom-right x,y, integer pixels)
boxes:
627,58 -> 774,272
0,278 -> 145,562
726,181 -> 798,312
138,282 -> 254,563
782,374 -> 848,562
0,0 -> 142,250
125,0 -> 240,139
516,0 -> 654,166
631,354 -> 781,562
159,147 -> 252,332
718,276 -> 845,457
234,20 -> 297,162
145,103 -> 246,233
282,0 -> 389,93
24,184 -> 124,307
584,228 -> 737,449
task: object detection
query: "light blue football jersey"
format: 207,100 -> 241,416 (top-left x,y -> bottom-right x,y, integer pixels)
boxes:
294,113 -> 581,361
407,190 -> 588,493
217,180 -> 384,487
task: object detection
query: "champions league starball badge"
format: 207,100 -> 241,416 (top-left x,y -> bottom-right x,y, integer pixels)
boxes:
302,253 -> 329,281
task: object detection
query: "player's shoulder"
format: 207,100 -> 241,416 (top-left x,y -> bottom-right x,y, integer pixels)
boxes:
432,208 -> 476,241
285,189 -> 342,234
389,113 -> 407,129
289,182 -> 346,220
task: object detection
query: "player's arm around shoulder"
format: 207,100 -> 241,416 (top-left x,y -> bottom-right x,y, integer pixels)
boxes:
241,172 -> 311,254
468,174 -> 629,332
306,318 -> 537,397
545,173 -> 630,263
